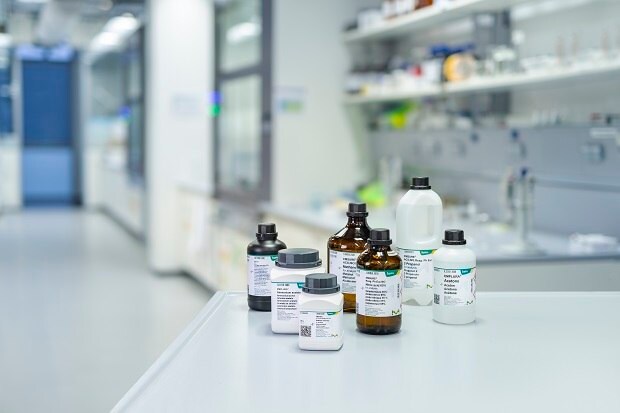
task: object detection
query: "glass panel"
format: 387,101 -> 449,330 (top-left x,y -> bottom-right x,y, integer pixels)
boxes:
127,103 -> 144,179
0,46 -> 12,136
218,75 -> 261,192
126,31 -> 142,100
218,0 -> 261,72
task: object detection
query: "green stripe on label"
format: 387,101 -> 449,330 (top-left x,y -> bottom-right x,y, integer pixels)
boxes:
420,250 -> 435,256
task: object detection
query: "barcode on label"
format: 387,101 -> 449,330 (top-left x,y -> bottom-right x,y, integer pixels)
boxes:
434,294 -> 440,304
300,325 -> 312,337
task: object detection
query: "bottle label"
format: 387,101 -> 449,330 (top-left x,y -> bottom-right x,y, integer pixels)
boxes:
247,254 -> 278,296
433,267 -> 476,306
328,249 -> 360,294
356,268 -> 402,317
299,310 -> 342,339
271,282 -> 304,321
397,248 -> 435,290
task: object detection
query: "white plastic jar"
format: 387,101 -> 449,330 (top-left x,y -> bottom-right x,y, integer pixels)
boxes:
271,248 -> 323,334
433,229 -> 476,325
298,273 -> 344,351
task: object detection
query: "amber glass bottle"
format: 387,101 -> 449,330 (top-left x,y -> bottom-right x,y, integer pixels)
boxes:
356,228 -> 403,335
327,203 -> 372,313
415,0 -> 434,10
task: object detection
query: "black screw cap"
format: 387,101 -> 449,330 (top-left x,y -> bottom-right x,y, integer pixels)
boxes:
443,229 -> 466,245
369,228 -> 392,246
411,177 -> 431,190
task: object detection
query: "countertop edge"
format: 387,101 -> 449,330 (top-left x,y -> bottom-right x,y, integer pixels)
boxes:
111,291 -> 241,412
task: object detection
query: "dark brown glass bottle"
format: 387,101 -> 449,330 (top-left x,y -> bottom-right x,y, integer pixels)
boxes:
327,203 -> 371,313
356,228 -> 402,335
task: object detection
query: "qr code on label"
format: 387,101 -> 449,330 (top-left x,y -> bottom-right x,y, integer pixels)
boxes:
300,325 -> 312,337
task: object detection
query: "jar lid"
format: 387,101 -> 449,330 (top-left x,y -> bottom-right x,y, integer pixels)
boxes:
302,273 -> 340,295
276,248 -> 322,269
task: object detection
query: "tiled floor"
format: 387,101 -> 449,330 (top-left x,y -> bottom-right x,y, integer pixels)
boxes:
0,209 -> 212,413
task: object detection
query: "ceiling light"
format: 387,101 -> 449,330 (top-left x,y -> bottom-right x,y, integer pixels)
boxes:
91,31 -> 121,49
103,14 -> 140,35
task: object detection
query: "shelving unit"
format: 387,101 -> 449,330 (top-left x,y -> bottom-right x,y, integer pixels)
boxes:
343,0 -> 532,43
344,84 -> 442,104
343,59 -> 620,105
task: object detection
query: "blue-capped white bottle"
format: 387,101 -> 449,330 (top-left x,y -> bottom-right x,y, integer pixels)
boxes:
432,229 -> 476,325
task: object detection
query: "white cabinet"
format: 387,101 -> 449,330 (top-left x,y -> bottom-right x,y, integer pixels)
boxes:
177,189 -> 255,292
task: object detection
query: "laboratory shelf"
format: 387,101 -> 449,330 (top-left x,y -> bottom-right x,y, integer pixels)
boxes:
343,0 -> 533,43
113,291 -> 620,413
343,84 -> 442,104
343,59 -> 620,105
445,59 -> 620,95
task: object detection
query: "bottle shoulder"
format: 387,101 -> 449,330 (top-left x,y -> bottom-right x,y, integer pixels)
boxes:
299,292 -> 343,308
247,239 -> 287,255
357,248 -> 401,270
328,236 -> 368,251
271,265 -> 325,280
397,189 -> 443,208
329,225 -> 371,245
433,246 -> 476,266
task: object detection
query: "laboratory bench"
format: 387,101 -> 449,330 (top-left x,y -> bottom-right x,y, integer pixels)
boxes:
261,202 -> 620,264
174,187 -> 620,293
113,291 -> 620,413
261,203 -> 620,292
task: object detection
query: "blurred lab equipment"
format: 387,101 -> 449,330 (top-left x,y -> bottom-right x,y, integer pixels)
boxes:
379,155 -> 403,206
502,168 -> 544,255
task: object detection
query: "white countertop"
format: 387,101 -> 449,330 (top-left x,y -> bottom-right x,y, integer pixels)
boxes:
113,291 -> 620,413
262,203 -> 620,264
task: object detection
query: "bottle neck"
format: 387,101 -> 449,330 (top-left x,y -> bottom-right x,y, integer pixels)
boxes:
347,215 -> 368,227
443,243 -> 465,250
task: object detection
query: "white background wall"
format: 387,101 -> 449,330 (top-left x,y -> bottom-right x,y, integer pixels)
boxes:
272,0 -> 375,206
145,0 -> 212,272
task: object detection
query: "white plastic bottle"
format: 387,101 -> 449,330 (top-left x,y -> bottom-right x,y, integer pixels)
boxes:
396,176 -> 443,306
433,229 -> 476,325
298,273 -> 343,351
271,248 -> 324,334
